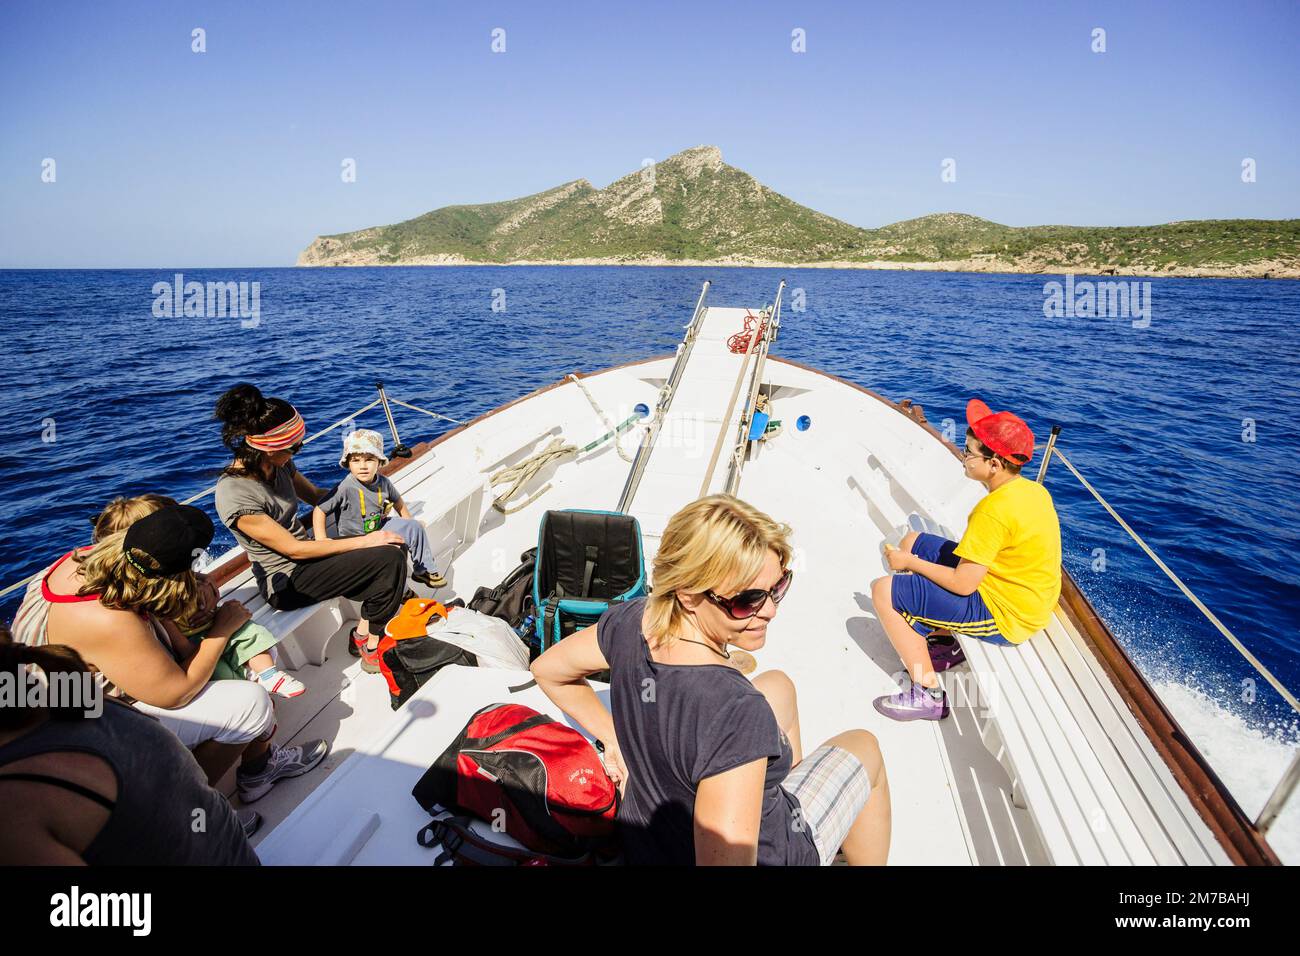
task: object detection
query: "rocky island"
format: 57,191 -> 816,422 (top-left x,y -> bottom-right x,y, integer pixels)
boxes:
298,146 -> 1298,279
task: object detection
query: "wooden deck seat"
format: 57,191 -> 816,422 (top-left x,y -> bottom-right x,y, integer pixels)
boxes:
950,612 -> 1228,864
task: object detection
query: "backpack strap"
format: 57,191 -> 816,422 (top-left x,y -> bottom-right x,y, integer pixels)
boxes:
421,816 -> 514,866
541,596 -> 560,651
416,813 -> 592,867
582,545 -> 598,597
551,604 -> 564,649
463,712 -> 554,750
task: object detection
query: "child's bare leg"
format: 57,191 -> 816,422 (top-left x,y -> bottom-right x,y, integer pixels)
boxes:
870,577 -> 939,690
247,652 -> 275,673
753,669 -> 802,764
822,729 -> 891,865
356,617 -> 378,651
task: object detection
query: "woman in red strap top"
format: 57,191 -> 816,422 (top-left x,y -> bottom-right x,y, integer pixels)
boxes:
36,504 -> 328,797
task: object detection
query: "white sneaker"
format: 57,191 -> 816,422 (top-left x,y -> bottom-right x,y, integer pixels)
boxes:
257,668 -> 306,698
237,739 -> 330,803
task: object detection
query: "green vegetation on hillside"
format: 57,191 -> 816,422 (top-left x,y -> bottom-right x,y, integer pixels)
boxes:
299,147 -> 1299,276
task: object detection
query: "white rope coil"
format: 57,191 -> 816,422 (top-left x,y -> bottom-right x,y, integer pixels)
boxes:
487,438 -> 577,514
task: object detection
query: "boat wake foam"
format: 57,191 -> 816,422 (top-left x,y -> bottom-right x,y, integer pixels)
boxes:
1147,675 -> 1299,864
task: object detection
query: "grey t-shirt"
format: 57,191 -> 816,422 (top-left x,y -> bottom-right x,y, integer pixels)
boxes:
595,597 -> 819,866
316,473 -> 400,537
214,462 -> 310,599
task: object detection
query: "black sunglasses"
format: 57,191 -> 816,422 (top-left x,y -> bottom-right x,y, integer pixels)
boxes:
288,442 -> 303,455
706,568 -> 793,620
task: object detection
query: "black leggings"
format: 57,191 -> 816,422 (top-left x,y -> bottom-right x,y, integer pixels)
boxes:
268,546 -> 408,633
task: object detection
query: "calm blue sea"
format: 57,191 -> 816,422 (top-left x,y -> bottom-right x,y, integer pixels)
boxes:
2,266 -> 1298,810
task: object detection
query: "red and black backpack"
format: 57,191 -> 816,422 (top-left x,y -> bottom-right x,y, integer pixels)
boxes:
412,702 -> 618,860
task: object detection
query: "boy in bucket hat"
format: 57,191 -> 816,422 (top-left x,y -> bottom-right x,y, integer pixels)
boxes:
313,429 -> 445,589
871,399 -> 1062,721
313,430 -> 447,664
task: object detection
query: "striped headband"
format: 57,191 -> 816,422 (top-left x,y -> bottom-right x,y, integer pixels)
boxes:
244,409 -> 306,452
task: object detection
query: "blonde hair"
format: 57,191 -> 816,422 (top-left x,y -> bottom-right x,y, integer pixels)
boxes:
644,494 -> 792,647
92,494 -> 178,542
73,529 -> 201,621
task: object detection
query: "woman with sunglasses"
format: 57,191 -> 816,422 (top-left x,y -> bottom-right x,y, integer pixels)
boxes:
531,494 -> 891,866
213,384 -> 409,671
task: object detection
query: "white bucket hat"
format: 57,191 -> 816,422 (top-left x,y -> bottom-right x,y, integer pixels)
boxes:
339,428 -> 389,468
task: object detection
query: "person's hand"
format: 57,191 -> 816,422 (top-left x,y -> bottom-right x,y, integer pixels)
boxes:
209,600 -> 251,637
361,529 -> 405,548
196,577 -> 220,618
885,545 -> 913,573
601,738 -> 629,794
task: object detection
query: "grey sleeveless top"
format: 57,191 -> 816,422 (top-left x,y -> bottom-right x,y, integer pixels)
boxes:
0,699 -> 258,865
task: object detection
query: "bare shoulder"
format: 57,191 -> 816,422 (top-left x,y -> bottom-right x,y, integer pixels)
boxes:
0,748 -> 119,803
50,598 -> 150,653
0,747 -> 118,864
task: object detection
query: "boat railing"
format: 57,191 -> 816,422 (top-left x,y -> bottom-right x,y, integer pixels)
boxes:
616,280 -> 711,513
1037,431 -> 1300,836
724,279 -> 784,495
0,385 -> 468,602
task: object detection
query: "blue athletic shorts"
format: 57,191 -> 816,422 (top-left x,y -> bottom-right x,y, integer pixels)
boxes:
889,533 -> 1014,645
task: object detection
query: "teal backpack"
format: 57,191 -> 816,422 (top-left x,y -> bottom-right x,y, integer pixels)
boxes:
531,509 -> 646,651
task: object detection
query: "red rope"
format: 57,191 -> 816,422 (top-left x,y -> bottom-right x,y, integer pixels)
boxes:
727,310 -> 767,354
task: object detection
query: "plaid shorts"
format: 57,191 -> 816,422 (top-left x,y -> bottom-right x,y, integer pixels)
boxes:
782,745 -> 871,865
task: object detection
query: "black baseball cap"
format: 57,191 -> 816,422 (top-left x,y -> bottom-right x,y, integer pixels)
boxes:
122,505 -> 214,577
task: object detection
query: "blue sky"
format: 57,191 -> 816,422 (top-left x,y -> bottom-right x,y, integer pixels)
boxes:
1,0 -> 1297,267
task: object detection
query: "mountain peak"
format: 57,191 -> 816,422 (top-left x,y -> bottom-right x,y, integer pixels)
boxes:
660,144 -> 723,171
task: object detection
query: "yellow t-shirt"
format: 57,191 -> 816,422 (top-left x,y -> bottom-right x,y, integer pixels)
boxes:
954,477 -> 1062,643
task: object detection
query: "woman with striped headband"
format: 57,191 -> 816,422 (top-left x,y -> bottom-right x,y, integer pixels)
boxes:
213,384 -> 409,672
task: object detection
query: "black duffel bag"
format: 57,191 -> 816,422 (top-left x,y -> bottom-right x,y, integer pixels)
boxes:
467,547 -> 537,629
381,636 -> 476,710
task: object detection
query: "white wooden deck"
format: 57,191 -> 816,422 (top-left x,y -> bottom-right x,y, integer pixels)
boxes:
229,304 -> 1233,866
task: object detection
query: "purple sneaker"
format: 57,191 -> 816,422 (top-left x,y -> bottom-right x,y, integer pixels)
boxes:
927,633 -> 966,672
873,683 -> 950,721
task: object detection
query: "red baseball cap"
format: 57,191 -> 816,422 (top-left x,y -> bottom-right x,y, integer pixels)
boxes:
966,399 -> 1034,464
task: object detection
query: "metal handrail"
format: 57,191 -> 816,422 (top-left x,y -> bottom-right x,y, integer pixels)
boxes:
725,279 -> 784,495
388,398 -> 467,426
616,280 -> 711,513
699,300 -> 769,497
1257,751 -> 1300,835
0,388 -> 469,603
375,382 -> 411,459
1038,438 -> 1299,833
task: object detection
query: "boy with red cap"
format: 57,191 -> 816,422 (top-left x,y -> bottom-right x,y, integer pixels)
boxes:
871,399 -> 1062,721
